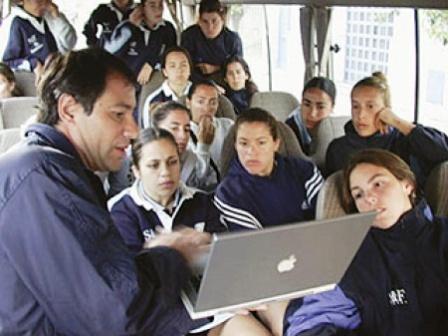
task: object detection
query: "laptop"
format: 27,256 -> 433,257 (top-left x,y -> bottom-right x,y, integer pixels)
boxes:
181,211 -> 375,319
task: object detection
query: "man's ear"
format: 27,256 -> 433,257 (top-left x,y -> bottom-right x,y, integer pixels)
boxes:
185,97 -> 191,109
57,93 -> 80,123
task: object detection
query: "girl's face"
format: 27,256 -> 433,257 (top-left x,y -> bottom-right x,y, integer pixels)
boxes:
24,0 -> 50,17
301,87 -> 333,130
235,121 -> 280,177
157,109 -> 191,155
162,52 -> 191,87
143,0 -> 164,28
225,61 -> 249,91
349,163 -> 413,229
133,139 -> 180,205
0,74 -> 14,99
198,12 -> 224,39
351,86 -> 386,137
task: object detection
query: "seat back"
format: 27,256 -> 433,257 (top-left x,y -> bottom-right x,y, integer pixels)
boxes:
137,70 -> 165,126
0,128 -> 22,155
315,170 -> 347,220
310,115 -> 350,170
220,121 -> 306,177
0,97 -> 39,129
250,91 -> 300,121
425,161 -> 448,217
14,71 -> 37,97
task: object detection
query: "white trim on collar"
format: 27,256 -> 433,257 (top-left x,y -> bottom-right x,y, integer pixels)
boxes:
128,179 -> 197,212
161,81 -> 192,101
13,6 -> 46,34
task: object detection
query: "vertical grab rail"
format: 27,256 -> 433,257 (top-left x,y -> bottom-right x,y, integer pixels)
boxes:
413,8 -> 420,123
263,5 -> 272,91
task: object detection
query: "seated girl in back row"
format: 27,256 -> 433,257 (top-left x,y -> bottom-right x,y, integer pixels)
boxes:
181,0 -> 243,83
325,72 -> 448,184
215,108 -> 324,231
142,46 -> 193,128
285,77 -> 336,156
0,62 -> 22,99
108,127 -> 284,335
222,55 -> 258,115
284,148 -> 448,336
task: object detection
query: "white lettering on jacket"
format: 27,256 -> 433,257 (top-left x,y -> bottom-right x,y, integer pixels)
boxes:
388,288 -> 408,306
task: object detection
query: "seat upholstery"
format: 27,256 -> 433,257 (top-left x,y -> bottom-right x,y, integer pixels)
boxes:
0,97 -> 38,129
310,115 -> 350,171
220,120 -> 306,177
425,161 -> 448,217
250,91 -> 300,121
14,71 -> 37,97
0,128 -> 21,155
315,170 -> 347,220
137,70 -> 165,126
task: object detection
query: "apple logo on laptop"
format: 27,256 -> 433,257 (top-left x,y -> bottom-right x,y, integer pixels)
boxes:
277,254 -> 297,273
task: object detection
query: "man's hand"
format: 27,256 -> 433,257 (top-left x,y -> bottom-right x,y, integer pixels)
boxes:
143,228 -> 211,267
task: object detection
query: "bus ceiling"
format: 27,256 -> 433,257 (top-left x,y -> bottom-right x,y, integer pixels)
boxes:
183,0 -> 448,9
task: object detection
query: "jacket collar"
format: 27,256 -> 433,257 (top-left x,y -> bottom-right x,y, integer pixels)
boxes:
12,6 -> 46,34
25,123 -> 108,208
371,199 -> 433,239
344,120 -> 395,142
128,179 -> 196,212
25,123 -> 84,165
161,80 -> 192,100
228,153 -> 283,181
292,106 -> 312,147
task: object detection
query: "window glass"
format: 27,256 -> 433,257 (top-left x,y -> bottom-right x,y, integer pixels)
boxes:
332,7 -> 416,123
418,10 -> 448,133
228,4 -> 304,95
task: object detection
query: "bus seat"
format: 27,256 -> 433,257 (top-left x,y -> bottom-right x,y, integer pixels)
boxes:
425,161 -> 448,217
178,94 -> 236,121
220,120 -> 306,177
315,170 -> 347,220
215,94 -> 236,120
14,71 -> 37,97
250,91 -> 300,121
310,115 -> 350,171
0,97 -> 39,129
137,70 -> 165,126
0,128 -> 21,155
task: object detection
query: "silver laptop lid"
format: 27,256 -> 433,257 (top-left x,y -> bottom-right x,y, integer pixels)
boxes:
187,211 -> 374,318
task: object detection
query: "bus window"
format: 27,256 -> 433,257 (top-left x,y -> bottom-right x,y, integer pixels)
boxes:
332,7 -> 416,123
418,9 -> 448,133
227,4 -> 304,95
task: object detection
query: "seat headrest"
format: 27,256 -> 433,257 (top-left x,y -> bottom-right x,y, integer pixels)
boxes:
315,170 -> 347,220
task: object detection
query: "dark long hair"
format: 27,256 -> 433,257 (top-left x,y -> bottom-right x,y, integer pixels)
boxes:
222,55 -> 258,96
